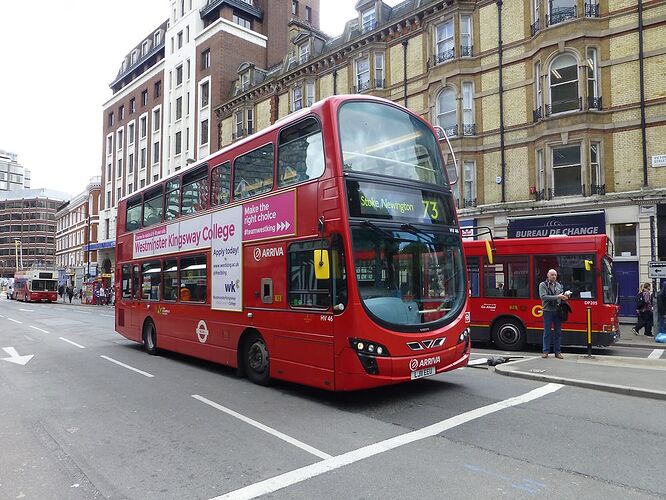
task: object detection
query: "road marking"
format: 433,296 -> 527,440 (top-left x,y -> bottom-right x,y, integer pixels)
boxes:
29,326 -> 49,334
7,317 -> 22,324
75,311 -> 91,315
19,308 -> 34,312
1,347 -> 34,366
101,314 -> 115,318
468,358 -> 488,366
648,349 -> 664,359
193,395 -> 332,460
59,337 -> 86,349
100,355 -> 154,378
212,383 -> 564,500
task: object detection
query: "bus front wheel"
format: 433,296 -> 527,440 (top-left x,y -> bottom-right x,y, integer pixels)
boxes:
491,319 -> 526,351
244,333 -> 270,386
143,320 -> 159,355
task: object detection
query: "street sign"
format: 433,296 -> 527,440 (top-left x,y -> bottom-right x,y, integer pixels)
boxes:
648,261 -> 666,279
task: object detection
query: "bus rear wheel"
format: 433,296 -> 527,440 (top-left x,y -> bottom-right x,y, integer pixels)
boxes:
491,319 -> 526,351
244,333 -> 270,386
143,321 -> 159,355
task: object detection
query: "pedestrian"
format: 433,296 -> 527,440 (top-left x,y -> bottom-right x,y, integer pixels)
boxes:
632,282 -> 653,337
538,268 -> 570,358
58,284 -> 64,302
67,286 -> 73,304
98,286 -> 106,306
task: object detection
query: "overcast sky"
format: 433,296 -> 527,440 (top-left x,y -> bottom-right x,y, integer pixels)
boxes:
0,1 -> 401,198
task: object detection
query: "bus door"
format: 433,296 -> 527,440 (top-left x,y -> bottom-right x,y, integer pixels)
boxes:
119,264 -> 141,340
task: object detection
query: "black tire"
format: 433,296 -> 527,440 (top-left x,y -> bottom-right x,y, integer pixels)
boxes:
143,320 -> 159,355
491,318 -> 526,351
244,333 -> 270,385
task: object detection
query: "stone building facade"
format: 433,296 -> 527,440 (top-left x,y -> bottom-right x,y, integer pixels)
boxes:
216,0 -> 666,317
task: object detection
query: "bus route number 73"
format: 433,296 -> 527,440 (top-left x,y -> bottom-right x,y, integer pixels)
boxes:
423,200 -> 439,220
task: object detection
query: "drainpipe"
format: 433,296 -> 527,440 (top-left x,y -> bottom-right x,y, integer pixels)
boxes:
333,69 -> 338,95
497,0 -> 506,203
402,40 -> 408,107
639,0 -> 648,187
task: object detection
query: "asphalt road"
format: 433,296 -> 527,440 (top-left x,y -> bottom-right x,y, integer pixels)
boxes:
1,298 -> 665,499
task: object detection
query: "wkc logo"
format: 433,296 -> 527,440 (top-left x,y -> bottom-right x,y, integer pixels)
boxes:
225,279 -> 240,292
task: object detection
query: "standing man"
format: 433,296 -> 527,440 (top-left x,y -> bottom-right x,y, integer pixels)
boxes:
539,269 -> 570,358
632,282 -> 653,337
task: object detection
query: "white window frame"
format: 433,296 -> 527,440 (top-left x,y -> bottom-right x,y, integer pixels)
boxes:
436,87 -> 457,135
590,141 -> 602,188
551,143 -> 582,197
246,108 -> 254,134
240,72 -> 250,92
200,80 -> 210,109
176,65 -> 183,86
362,8 -> 376,32
140,115 -> 148,138
533,0 -> 540,24
460,14 -> 472,55
548,53 -> 580,115
116,129 -> 124,150
128,122 -> 135,145
535,61 -> 542,109
106,134 -> 113,156
305,82 -> 315,107
176,96 -> 183,121
463,161 -> 476,206
299,43 -> 310,64
202,49 -> 210,69
153,106 -> 161,132
201,119 -> 209,146
374,52 -> 384,88
292,86 -> 303,112
586,47 -> 599,99
234,110 -> 244,137
462,81 -> 474,126
536,148 -> 545,192
356,57 -> 370,92
435,19 -> 454,58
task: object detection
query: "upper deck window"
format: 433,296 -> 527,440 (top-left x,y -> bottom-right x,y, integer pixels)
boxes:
126,196 -> 142,231
211,162 -> 231,206
165,179 -> 181,221
278,118 -> 324,187
181,165 -> 209,216
143,187 -> 163,227
233,144 -> 274,200
339,101 -> 446,186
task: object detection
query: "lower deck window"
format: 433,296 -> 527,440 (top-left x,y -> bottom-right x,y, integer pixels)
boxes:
180,254 -> 207,302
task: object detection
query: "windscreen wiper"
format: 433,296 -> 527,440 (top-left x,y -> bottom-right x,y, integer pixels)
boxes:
400,223 -> 435,244
361,221 -> 395,240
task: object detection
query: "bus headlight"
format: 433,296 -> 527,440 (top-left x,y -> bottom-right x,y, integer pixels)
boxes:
349,338 -> 390,357
457,328 -> 470,344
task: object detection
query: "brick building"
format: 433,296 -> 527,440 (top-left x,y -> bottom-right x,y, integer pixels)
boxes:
216,0 -> 666,317
55,177 -> 102,289
99,0 -> 319,286
0,189 -> 69,278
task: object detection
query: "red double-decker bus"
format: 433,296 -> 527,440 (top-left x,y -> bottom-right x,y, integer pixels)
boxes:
114,95 -> 471,391
12,270 -> 58,302
463,235 -> 619,350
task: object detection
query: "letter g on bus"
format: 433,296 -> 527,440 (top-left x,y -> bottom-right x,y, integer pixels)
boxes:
531,305 -> 543,318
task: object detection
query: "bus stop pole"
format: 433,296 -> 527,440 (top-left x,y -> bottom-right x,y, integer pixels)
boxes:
586,306 -> 592,358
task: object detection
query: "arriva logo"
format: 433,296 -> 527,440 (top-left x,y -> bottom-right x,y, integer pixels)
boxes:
409,356 -> 441,370
253,246 -> 285,262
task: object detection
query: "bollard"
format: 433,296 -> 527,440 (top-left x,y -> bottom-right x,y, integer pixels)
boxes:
586,306 -> 593,358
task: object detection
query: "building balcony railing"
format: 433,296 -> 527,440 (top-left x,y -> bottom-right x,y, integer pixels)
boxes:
584,3 -> 600,18
530,20 -> 540,36
462,123 -> 476,136
533,106 -> 543,122
588,96 -> 602,110
460,45 -> 473,57
232,129 -> 246,140
442,124 -> 458,138
353,80 -> 371,93
534,188 -> 552,201
462,198 -> 477,208
545,97 -> 582,116
546,6 -> 577,27
590,183 -> 606,195
433,48 -> 455,66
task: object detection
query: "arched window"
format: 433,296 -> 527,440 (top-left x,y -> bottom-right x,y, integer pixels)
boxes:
549,54 -> 579,115
436,88 -> 457,137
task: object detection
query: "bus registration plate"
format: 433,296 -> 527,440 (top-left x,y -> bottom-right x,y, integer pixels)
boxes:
411,366 -> 436,380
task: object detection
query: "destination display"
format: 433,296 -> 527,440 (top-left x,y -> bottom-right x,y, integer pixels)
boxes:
347,181 -> 455,226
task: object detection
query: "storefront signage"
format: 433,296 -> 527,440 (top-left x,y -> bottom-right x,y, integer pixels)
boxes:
460,219 -> 476,241
507,212 -> 605,238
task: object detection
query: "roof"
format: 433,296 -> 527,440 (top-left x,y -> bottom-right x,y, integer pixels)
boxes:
0,188 -> 71,202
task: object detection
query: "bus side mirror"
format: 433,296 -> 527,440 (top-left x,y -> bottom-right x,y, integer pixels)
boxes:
314,250 -> 330,280
584,259 -> 593,272
485,240 -> 494,265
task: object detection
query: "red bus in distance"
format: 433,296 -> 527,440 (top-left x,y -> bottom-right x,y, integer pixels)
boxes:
463,235 -> 619,350
114,95 -> 471,391
12,270 -> 58,302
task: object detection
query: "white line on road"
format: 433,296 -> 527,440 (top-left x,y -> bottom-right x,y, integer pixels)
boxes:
100,355 -> 154,378
7,317 -> 22,324
29,326 -> 49,334
212,383 -> 564,500
193,395 -> 332,460
648,349 -> 664,359
101,314 -> 115,318
75,311 -> 91,315
468,358 -> 488,366
59,337 -> 86,349
19,308 -> 34,312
